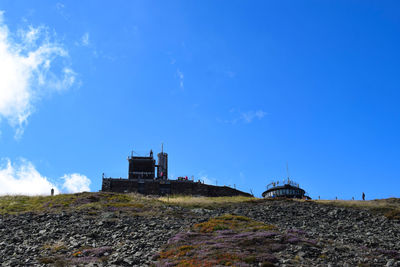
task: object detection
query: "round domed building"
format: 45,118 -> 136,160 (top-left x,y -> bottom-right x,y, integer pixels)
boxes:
262,179 -> 310,199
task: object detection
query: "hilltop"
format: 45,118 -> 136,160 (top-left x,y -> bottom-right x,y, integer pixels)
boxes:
0,193 -> 399,266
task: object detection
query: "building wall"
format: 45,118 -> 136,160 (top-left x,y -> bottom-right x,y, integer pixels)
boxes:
128,157 -> 155,179
101,178 -> 252,197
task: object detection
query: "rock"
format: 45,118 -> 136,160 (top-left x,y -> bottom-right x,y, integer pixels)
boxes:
387,259 -> 395,267
0,198 -> 398,266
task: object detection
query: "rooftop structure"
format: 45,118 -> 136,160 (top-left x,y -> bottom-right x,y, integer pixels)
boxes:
101,146 -> 251,197
262,178 -> 310,199
128,150 -> 156,180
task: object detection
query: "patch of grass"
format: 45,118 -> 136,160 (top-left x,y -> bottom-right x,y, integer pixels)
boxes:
312,198 -> 400,219
261,262 -> 275,267
42,241 -> 67,253
156,214 -> 285,266
244,256 -> 257,263
0,192 -> 163,215
158,195 -> 256,209
194,214 -> 276,233
0,192 -> 256,215
38,257 -> 56,264
384,209 -> 400,220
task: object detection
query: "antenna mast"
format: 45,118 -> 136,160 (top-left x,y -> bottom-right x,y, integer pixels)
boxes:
286,162 -> 290,183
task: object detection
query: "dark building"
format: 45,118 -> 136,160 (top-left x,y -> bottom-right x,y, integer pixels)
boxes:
262,179 -> 310,199
102,148 -> 251,197
128,150 -> 156,180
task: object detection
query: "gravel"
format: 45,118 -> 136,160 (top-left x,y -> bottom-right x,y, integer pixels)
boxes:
0,199 -> 399,266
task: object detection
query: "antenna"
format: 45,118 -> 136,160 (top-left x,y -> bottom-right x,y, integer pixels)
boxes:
286,162 -> 290,181
161,142 -> 163,153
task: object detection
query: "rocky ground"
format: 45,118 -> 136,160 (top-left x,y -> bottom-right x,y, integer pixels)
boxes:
0,194 -> 399,266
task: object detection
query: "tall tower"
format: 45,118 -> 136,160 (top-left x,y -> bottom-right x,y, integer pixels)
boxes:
157,144 -> 168,180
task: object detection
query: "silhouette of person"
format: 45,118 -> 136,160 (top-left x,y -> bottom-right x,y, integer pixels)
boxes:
51,188 -> 54,196
362,192 -> 365,201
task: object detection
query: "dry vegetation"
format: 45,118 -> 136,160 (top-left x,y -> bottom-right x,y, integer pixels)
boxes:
0,192 -> 256,215
158,195 -> 256,209
311,198 -> 400,220
154,214 -> 316,266
0,192 -> 163,215
0,192 -> 399,220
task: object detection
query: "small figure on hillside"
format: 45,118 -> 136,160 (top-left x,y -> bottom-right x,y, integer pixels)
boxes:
362,192 -> 365,201
352,197 -> 354,200
51,188 -> 54,196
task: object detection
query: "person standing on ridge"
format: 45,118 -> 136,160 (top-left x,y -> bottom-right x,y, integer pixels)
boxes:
362,192 -> 365,201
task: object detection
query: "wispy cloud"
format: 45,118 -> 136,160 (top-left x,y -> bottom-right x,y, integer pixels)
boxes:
0,158 -> 91,195
56,2 -> 69,20
56,2 -> 65,10
0,11 -> 76,137
177,69 -> 184,90
197,171 -> 220,186
241,110 -> 267,123
218,109 -> 267,124
198,173 -> 215,185
81,32 -> 90,46
75,32 -> 90,47
224,70 -> 236,78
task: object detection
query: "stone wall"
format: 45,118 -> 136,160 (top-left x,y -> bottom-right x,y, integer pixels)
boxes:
101,178 -> 252,197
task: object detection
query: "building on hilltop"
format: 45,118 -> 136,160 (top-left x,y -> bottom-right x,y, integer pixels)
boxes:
127,145 -> 168,180
102,147 -> 251,197
128,150 -> 156,180
262,178 -> 311,199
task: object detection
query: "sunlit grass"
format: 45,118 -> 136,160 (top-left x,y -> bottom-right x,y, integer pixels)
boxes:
0,192 -> 256,215
158,195 -> 257,208
0,192 -> 162,215
311,198 -> 400,219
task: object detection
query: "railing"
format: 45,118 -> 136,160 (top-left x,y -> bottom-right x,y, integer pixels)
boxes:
266,179 -> 300,189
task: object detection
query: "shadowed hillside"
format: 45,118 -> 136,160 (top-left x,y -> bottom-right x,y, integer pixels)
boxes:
0,193 -> 399,266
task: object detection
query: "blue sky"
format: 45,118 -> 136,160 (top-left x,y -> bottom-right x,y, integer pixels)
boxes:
0,1 -> 399,199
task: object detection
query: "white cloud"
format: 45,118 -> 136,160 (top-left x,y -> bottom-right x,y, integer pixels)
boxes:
177,69 -> 184,90
62,173 -> 91,193
0,11 -> 76,137
198,172 -> 216,186
0,158 -> 91,195
0,158 -> 60,195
